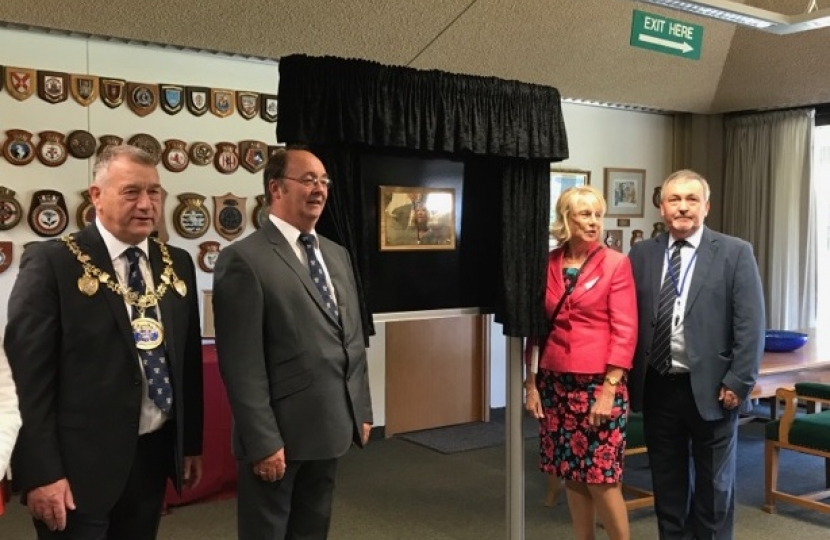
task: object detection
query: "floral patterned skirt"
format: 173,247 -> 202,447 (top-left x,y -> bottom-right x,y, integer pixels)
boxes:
537,370 -> 628,483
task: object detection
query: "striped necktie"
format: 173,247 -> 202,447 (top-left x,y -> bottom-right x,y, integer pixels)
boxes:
650,240 -> 686,374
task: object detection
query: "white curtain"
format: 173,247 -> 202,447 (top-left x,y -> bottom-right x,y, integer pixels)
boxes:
723,109 -> 815,330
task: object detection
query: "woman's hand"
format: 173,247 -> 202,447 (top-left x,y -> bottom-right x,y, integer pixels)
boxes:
525,386 -> 544,419
589,386 -> 615,427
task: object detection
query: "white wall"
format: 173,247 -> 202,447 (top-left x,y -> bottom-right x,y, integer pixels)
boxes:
488,103 -> 674,408
0,27 -> 674,423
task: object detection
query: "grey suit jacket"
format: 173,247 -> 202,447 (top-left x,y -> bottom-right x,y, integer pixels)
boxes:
212,221 -> 372,463
628,227 -> 765,420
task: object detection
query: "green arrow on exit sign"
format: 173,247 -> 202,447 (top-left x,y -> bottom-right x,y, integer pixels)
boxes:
630,10 -> 703,60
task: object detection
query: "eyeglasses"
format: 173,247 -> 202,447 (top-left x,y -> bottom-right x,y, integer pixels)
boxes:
281,175 -> 333,188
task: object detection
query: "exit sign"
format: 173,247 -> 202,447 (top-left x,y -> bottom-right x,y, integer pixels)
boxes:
630,10 -> 703,60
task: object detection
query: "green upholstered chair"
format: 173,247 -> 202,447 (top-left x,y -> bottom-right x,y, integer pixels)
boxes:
763,382 -> 830,514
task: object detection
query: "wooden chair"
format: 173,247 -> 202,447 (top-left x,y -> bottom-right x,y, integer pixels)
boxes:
543,412 -> 654,511
763,382 -> 830,514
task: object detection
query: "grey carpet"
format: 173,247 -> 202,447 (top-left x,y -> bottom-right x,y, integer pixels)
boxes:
2,417 -> 829,539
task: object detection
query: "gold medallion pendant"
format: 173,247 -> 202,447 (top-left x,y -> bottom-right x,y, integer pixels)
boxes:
78,274 -> 99,296
132,317 -> 164,350
173,279 -> 187,297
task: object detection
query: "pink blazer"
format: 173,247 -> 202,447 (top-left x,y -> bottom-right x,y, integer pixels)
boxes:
531,245 -> 637,375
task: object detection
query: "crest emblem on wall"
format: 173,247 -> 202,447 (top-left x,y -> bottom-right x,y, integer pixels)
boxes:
5,67 -> 36,100
127,82 -> 159,117
28,190 -> 69,237
210,89 -> 235,118
214,142 -> 239,174
213,193 -> 246,241
237,91 -> 259,120
0,186 -> 24,231
38,71 -> 68,103
239,140 -> 266,173
36,131 -> 68,167
186,86 -> 209,116
3,129 -> 36,166
260,94 -> 278,122
162,139 -> 190,173
173,193 -> 211,239
0,242 -> 12,274
100,78 -> 126,108
160,84 -> 184,114
70,74 -> 99,106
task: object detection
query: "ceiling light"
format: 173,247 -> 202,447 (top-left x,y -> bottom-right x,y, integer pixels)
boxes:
630,0 -> 830,34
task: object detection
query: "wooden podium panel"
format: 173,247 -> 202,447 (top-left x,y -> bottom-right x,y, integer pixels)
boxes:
384,315 -> 486,436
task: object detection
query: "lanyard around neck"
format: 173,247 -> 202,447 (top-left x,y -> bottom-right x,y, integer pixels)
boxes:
665,243 -> 697,297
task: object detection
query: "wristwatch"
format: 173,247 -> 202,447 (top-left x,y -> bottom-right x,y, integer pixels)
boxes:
604,375 -> 622,386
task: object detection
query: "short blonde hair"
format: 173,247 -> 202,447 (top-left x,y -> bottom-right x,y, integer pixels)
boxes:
550,185 -> 606,243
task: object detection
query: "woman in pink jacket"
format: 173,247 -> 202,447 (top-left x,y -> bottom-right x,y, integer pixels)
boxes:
525,186 -> 637,540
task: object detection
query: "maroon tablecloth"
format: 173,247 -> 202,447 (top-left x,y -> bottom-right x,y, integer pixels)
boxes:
164,342 -> 237,507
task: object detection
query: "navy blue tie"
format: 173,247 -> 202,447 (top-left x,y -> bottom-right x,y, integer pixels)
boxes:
125,247 -> 173,413
298,234 -> 339,321
650,240 -> 686,374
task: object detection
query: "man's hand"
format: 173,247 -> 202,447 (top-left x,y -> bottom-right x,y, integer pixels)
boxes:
719,386 -> 741,410
183,456 -> 203,489
362,422 -> 372,445
27,479 -> 75,532
253,448 -> 286,483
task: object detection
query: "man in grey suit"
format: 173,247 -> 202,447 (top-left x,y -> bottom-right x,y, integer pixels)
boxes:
628,169 -> 765,540
213,146 -> 373,540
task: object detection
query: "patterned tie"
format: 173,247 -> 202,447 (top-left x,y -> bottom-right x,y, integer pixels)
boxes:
124,247 -> 173,413
298,234 -> 340,321
650,240 -> 686,374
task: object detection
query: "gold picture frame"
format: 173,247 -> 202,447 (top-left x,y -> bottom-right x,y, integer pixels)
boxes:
604,167 -> 645,218
379,186 -> 456,251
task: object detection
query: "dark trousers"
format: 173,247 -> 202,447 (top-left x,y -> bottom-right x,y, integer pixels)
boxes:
643,368 -> 738,540
34,427 -> 171,540
237,458 -> 338,540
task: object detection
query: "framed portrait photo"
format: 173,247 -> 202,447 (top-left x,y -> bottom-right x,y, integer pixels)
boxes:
603,167 -> 645,218
379,186 -> 456,251
550,168 -> 591,225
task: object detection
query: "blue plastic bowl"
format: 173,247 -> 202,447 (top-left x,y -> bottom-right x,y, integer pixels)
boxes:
764,330 -> 809,353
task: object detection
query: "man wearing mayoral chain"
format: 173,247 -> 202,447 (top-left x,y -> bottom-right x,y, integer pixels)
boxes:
5,144 -> 204,540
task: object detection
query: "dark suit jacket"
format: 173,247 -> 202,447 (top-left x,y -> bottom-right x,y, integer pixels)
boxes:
628,227 -> 765,420
4,225 -> 203,513
212,221 -> 372,463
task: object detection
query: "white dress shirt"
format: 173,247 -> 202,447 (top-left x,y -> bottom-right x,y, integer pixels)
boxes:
269,215 -> 338,305
0,339 -> 21,475
660,226 -> 704,373
96,219 -> 167,434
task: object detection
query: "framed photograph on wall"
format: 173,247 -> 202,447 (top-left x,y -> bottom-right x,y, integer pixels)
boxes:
379,186 -> 456,251
550,168 -> 591,225
603,167 -> 645,218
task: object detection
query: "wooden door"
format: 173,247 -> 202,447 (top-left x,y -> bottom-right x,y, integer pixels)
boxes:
384,314 -> 487,436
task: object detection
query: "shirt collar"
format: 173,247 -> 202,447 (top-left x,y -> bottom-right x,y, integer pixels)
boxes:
269,214 -> 318,248
95,218 -> 150,261
669,226 -> 704,250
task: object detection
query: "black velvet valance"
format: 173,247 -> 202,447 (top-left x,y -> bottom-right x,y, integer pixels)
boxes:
277,54 -> 567,338
277,55 -> 568,161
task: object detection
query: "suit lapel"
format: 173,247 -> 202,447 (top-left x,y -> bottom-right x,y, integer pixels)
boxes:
263,222 -> 341,326
684,227 -> 717,314
76,226 -> 136,355
649,234 -> 670,319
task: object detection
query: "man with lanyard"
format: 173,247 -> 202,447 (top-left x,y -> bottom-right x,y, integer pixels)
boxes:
628,169 -> 765,540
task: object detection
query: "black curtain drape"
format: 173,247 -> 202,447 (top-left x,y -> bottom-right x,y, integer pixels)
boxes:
277,54 -> 567,338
